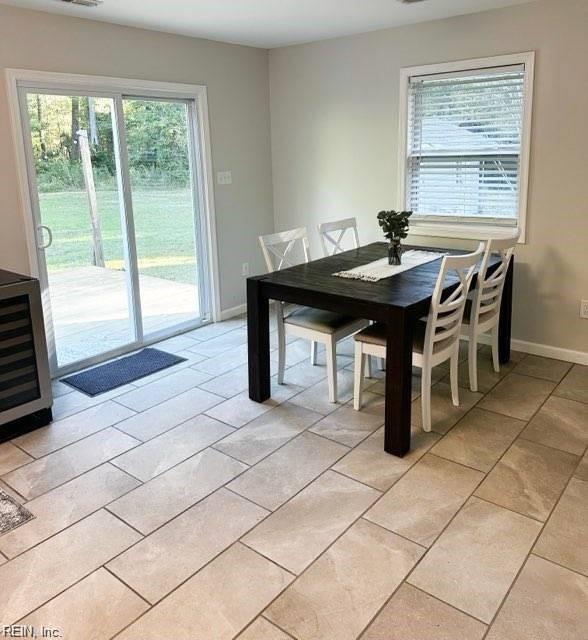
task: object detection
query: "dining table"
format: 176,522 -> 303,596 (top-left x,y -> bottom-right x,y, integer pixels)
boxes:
246,242 -> 512,457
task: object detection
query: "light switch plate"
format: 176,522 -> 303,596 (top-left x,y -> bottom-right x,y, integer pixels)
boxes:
217,171 -> 232,185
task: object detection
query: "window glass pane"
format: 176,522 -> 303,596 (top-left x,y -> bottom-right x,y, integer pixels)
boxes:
26,93 -> 133,368
123,98 -> 202,336
407,66 -> 525,220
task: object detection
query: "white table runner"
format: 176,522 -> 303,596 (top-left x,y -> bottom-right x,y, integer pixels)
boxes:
333,250 -> 446,282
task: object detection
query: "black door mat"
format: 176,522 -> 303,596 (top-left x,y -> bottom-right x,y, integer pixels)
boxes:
61,348 -> 187,396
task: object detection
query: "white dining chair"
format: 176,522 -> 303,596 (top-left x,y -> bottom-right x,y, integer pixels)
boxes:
461,232 -> 519,392
353,245 -> 484,432
259,227 -> 367,403
318,217 -> 380,374
318,217 -> 360,257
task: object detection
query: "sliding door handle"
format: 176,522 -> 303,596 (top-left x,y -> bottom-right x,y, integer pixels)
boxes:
37,225 -> 53,250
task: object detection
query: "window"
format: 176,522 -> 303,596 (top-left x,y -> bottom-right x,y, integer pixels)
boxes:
399,53 -> 534,241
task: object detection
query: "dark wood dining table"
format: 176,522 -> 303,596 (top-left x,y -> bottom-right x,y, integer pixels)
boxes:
247,242 -> 512,457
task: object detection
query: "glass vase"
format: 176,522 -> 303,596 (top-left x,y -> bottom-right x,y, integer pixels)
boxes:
388,240 -> 402,266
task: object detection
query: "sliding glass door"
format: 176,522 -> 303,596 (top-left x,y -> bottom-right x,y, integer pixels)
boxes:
123,98 -> 203,337
23,92 -> 134,370
19,84 -> 211,376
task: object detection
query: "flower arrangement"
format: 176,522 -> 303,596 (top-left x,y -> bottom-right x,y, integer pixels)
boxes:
377,210 -> 412,265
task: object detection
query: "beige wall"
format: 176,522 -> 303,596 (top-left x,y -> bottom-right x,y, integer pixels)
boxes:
0,3 -> 273,312
269,0 -> 588,355
1,1 -> 587,354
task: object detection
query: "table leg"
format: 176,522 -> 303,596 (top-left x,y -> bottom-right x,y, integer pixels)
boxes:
247,278 -> 271,402
498,256 -> 514,364
384,312 -> 413,456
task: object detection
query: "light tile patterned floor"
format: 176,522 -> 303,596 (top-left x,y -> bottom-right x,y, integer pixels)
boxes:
1,316 -> 587,639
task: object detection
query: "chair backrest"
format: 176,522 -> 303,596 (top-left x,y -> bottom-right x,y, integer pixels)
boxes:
471,231 -> 519,327
259,227 -> 310,273
423,245 -> 485,358
317,217 -> 360,257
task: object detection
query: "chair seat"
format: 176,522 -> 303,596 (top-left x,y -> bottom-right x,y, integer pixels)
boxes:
284,307 -> 357,334
354,321 -> 454,354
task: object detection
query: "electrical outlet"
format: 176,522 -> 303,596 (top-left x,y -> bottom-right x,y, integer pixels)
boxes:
581,300 -> 588,319
217,170 -> 232,185
241,262 -> 250,276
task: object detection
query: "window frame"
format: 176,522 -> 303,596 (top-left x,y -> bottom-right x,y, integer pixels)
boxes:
398,52 -> 535,243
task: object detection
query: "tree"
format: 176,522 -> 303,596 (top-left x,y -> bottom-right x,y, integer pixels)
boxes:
36,94 -> 47,160
70,96 -> 80,161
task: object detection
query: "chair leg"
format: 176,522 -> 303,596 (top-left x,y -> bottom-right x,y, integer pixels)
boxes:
491,325 -> 500,373
353,341 -> 365,410
421,365 -> 432,432
468,335 -> 478,393
326,338 -> 337,403
310,341 -> 318,366
450,348 -> 460,407
277,319 -> 286,385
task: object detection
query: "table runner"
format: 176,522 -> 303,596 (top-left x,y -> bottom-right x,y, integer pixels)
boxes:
332,249 -> 446,282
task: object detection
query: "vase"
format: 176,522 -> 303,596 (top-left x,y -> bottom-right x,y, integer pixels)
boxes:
388,240 -> 402,266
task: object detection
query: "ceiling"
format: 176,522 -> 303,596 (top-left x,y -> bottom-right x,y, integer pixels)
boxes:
0,0 -> 535,48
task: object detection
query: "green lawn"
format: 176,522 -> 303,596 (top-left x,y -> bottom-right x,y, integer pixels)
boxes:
39,189 -> 198,283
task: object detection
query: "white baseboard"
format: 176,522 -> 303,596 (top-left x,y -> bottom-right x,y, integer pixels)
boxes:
219,300 -> 279,321
219,303 -> 247,321
472,333 -> 588,365
510,339 -> 588,366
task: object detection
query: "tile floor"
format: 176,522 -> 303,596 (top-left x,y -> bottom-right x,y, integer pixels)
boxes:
0,315 -> 587,639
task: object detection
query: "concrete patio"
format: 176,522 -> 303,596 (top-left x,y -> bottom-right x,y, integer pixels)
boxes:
48,266 -> 199,367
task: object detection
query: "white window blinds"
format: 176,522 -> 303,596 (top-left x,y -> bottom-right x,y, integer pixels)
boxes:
406,65 -> 525,223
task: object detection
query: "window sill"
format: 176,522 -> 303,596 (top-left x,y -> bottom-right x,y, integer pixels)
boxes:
407,221 -> 525,243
